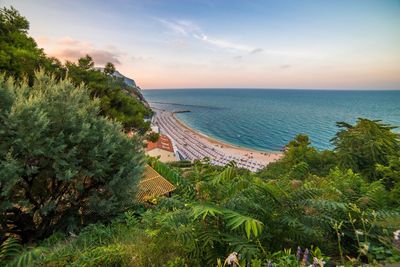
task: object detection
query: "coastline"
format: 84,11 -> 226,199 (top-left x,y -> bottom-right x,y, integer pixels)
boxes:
152,107 -> 283,167
172,112 -> 281,154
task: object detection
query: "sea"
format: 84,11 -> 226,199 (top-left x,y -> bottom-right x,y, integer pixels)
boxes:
142,89 -> 400,152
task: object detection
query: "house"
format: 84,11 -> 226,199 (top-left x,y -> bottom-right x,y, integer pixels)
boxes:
137,165 -> 176,202
146,134 -> 177,162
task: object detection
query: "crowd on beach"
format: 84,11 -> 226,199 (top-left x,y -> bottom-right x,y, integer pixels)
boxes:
153,110 -> 271,172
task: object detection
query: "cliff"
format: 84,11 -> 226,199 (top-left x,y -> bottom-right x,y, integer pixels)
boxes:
96,67 -> 150,108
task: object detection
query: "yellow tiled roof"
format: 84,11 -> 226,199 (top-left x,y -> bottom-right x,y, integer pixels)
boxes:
137,165 -> 176,202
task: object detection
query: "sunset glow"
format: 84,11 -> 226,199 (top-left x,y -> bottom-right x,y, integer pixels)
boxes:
4,0 -> 400,89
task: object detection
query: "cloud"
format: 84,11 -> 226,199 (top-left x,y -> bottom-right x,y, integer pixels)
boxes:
131,55 -> 153,62
36,36 -> 51,46
159,18 -> 314,58
57,37 -> 82,46
157,19 -> 310,60
250,48 -> 263,54
131,56 -> 144,61
158,18 -> 260,53
54,48 -> 121,65
88,50 -> 121,65
48,37 -> 122,65
193,33 -> 254,52
157,19 -> 199,36
280,64 -> 292,69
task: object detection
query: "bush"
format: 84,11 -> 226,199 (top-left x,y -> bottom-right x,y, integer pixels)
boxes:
0,72 -> 145,242
72,244 -> 127,267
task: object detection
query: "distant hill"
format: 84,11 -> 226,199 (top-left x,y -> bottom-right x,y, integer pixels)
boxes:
95,67 -> 136,87
95,67 -> 149,108
112,70 -> 137,87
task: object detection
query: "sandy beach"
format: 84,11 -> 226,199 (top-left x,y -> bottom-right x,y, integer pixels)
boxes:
172,113 -> 283,164
152,108 -> 283,171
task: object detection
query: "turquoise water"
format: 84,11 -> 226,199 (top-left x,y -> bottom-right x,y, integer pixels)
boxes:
142,89 -> 400,151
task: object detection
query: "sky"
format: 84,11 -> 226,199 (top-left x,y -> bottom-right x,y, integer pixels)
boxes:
3,0 -> 400,89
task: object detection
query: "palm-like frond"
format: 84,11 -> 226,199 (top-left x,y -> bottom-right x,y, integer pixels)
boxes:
153,161 -> 185,187
223,210 -> 264,239
195,228 -> 225,266
191,203 -> 224,220
153,161 -> 197,199
223,235 -> 261,261
8,247 -> 43,267
210,166 -> 236,185
0,237 -> 22,264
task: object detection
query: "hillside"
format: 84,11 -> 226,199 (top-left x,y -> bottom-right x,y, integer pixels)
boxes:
96,67 -> 150,108
1,6 -> 399,267
0,6 -> 152,133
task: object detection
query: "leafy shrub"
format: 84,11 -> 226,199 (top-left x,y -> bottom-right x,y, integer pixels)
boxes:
0,72 -> 145,242
72,244 -> 126,267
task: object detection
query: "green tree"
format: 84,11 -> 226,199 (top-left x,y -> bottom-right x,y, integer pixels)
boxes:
285,134 -> 314,166
332,118 -> 400,180
104,62 -> 116,75
1,6 -> 150,133
65,57 -> 151,133
377,156 -> 400,204
146,132 -> 160,143
259,134 -> 336,179
0,72 -> 145,242
78,55 -> 95,70
0,6 -> 65,82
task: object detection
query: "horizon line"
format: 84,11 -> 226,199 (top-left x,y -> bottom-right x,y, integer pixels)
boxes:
142,87 -> 400,91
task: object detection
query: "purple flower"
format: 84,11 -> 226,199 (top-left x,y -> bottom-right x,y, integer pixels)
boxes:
302,248 -> 310,265
312,257 -> 319,267
296,246 -> 302,261
267,261 -> 273,267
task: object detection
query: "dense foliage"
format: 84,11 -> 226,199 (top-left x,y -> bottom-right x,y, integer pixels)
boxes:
2,119 -> 399,266
0,72 -> 145,242
0,7 -> 65,82
0,6 -> 152,133
1,5 -> 399,267
332,119 -> 399,182
65,56 -> 152,133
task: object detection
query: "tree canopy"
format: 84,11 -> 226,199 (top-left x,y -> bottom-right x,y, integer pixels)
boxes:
0,6 -> 151,133
0,72 -> 145,242
0,7 -> 65,82
104,62 -> 116,75
65,56 -> 152,133
332,118 -> 400,181
1,5 -> 399,267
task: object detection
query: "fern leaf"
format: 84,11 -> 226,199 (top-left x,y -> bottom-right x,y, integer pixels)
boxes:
0,237 -> 22,264
223,210 -> 264,239
191,203 -> 224,220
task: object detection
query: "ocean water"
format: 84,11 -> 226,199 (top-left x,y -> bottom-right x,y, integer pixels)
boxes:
142,89 -> 400,152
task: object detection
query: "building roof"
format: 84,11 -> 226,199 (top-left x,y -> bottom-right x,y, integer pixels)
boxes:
146,134 -> 174,152
137,165 -> 176,202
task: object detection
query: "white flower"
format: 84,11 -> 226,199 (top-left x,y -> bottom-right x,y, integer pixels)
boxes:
309,257 -> 326,267
224,252 -> 239,266
394,230 -> 400,241
355,230 -> 364,235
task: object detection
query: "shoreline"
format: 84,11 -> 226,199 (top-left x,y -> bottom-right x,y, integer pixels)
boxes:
172,112 -> 282,155
152,108 -> 283,168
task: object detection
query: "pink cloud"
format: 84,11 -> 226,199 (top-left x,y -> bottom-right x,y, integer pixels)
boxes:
57,37 -> 82,46
35,36 -> 51,46
52,48 -> 121,65
46,37 -> 122,65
